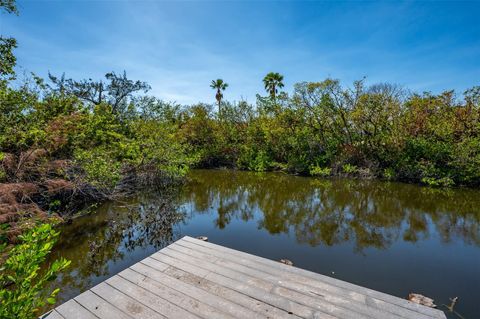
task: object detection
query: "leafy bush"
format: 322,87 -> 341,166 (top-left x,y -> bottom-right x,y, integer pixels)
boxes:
342,164 -> 358,175
0,224 -> 70,319
178,81 -> 480,187
246,150 -> 272,172
74,147 -> 122,190
421,177 -> 455,188
383,168 -> 395,181
310,165 -> 332,177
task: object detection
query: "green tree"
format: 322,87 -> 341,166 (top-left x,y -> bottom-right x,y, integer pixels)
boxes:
48,71 -> 150,116
263,72 -> 284,101
0,0 -> 18,81
0,0 -> 17,14
0,38 -> 17,81
210,79 -> 228,114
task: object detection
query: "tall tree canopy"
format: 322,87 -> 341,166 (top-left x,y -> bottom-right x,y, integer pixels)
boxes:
263,72 -> 284,100
48,71 -> 151,115
210,79 -> 228,112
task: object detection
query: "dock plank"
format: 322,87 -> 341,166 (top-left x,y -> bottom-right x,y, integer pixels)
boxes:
44,236 -> 446,319
139,256 -> 304,319
180,236 -> 446,319
173,239 -> 436,319
75,290 -> 132,319
42,310 -> 65,319
162,242 -> 404,319
162,265 -> 303,319
55,299 -> 98,319
106,275 -> 201,319
91,282 -> 166,319
151,251 -> 316,318
119,268 -> 234,319
132,261 -> 266,319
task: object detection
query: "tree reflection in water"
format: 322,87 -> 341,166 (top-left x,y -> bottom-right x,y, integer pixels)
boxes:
181,170 -> 480,251
44,189 -> 185,305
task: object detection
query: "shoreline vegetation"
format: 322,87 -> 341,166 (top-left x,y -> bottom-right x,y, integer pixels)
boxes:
1,66 -> 480,237
1,70 -> 479,239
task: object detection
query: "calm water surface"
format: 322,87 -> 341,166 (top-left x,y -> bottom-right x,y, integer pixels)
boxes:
47,169 -> 480,318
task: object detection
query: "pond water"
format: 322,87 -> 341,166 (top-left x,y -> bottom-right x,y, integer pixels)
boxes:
47,169 -> 480,318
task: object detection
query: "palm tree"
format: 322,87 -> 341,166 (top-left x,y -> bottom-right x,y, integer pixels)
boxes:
263,72 -> 284,101
210,79 -> 228,113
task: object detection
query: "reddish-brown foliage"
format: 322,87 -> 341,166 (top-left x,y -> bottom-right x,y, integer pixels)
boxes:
0,182 -> 51,243
45,112 -> 84,153
44,179 -> 75,195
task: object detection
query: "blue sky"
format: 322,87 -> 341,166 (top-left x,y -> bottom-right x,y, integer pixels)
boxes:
1,0 -> 479,104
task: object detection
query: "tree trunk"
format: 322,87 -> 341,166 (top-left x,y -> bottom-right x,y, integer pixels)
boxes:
217,89 -> 222,115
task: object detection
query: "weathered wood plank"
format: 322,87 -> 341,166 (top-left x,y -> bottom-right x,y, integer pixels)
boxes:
55,299 -> 98,319
91,282 -> 166,319
106,275 -> 201,319
75,290 -> 132,319
131,261 -> 267,319
176,239 -> 367,301
119,268 -> 235,319
158,247 -> 275,291
171,242 -> 363,299
151,251 -> 316,318
173,239 -> 436,319
164,244 -> 404,319
180,236 -> 446,319
141,255 -> 303,319
42,310 -> 65,319
162,265 -> 303,319
136,257 -> 302,319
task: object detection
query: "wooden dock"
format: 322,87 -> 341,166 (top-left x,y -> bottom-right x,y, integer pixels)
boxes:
43,236 -> 447,319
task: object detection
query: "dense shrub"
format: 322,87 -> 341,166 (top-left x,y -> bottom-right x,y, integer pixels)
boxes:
0,224 -> 70,319
172,80 -> 480,187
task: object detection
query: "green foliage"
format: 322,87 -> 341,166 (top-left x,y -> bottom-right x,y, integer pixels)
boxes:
178,78 -> 480,187
130,118 -> 196,176
383,168 -> 395,181
310,165 -> 332,177
2,65 -> 480,189
239,149 -> 272,172
74,147 -> 122,190
0,224 -> 70,319
342,164 -> 358,175
48,200 -> 61,213
0,72 -> 195,193
263,72 -> 284,100
0,0 -> 18,14
0,152 -> 5,182
0,37 -> 17,81
421,177 -> 455,188
1,0 -> 478,204
0,0 -> 18,81
210,79 -> 228,112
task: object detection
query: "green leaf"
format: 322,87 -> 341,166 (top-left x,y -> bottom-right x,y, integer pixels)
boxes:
0,223 -> 69,317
